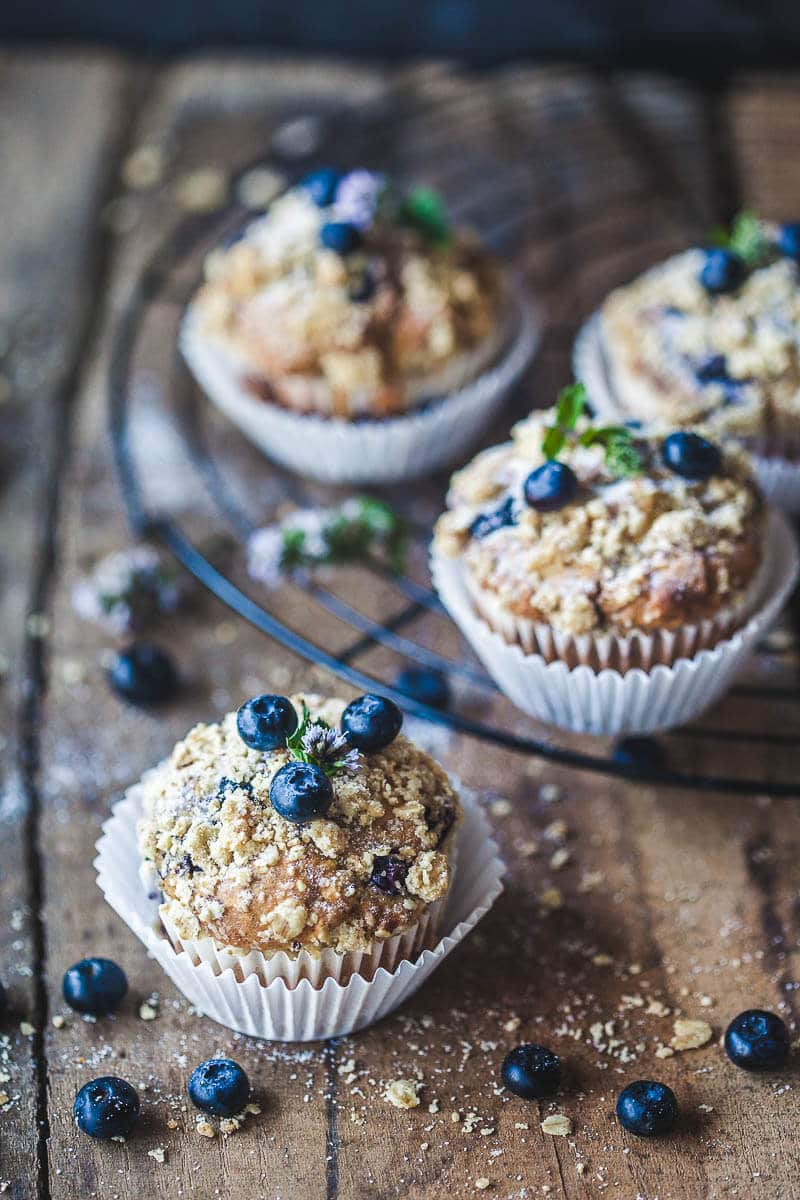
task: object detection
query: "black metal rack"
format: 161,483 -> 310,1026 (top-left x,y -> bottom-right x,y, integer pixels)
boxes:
108,176 -> 800,797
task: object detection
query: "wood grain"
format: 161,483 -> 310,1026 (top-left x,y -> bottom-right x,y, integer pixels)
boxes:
1,50 -> 799,1200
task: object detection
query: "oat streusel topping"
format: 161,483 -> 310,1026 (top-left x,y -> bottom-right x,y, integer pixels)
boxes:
601,247 -> 800,449
433,409 -> 763,637
191,184 -> 502,419
137,695 -> 459,955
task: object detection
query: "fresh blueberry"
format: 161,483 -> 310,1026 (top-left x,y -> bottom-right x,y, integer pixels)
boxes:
501,1044 -> 561,1100
616,1080 -> 678,1137
299,167 -> 342,208
662,431 -> 722,480
109,642 -> 178,706
613,736 -> 666,773
270,761 -> 334,823
523,461 -> 579,513
74,1076 -> 140,1139
188,1058 -> 250,1118
62,958 -> 128,1016
777,222 -> 800,261
724,1009 -> 790,1071
694,354 -> 730,384
348,267 -> 376,302
237,694 -> 298,751
320,221 -> 362,255
469,497 -> 517,541
699,248 -> 746,295
341,694 -> 403,752
370,853 -> 408,895
393,666 -> 450,711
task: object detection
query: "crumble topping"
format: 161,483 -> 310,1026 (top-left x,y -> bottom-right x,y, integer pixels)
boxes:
433,407 -> 762,637
190,182 -> 503,420
602,246 -> 800,449
137,694 -> 460,955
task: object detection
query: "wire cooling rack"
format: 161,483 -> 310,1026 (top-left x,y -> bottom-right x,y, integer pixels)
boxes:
108,167 -> 800,797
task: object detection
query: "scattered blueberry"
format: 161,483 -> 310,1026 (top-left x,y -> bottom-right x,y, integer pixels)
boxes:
349,267 -> 376,303
777,222 -> 800,261
62,958 -> 128,1016
523,461 -> 579,513
74,1076 -> 140,1139
613,736 -> 666,773
616,1080 -> 678,1137
320,221 -> 362,255
188,1058 -> 250,1118
109,642 -> 178,706
341,694 -> 403,752
393,666 -> 450,711
694,354 -> 730,384
699,248 -> 747,295
724,1009 -> 790,1071
237,694 -> 298,752
299,167 -> 342,208
469,497 -> 517,540
501,1044 -> 561,1100
370,853 -> 408,895
662,431 -> 722,480
270,761 -> 334,823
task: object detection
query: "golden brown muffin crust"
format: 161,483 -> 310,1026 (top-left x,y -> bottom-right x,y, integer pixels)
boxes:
434,409 -> 763,637
137,695 -> 459,955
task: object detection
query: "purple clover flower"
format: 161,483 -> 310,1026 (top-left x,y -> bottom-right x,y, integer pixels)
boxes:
333,170 -> 388,231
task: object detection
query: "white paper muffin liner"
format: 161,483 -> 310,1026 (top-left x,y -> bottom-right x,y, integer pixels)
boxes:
95,788 -> 503,1041
431,509 -> 798,735
180,284 -> 539,485
574,313 -> 800,514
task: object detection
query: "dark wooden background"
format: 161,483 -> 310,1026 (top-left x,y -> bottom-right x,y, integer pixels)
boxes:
2,48 -> 800,1200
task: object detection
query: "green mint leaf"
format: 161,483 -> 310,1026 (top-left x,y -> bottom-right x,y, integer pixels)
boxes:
728,210 -> 767,266
542,426 -> 566,461
555,382 -> 587,432
604,433 -> 642,477
401,186 -> 451,244
286,701 -> 311,758
281,527 -> 306,569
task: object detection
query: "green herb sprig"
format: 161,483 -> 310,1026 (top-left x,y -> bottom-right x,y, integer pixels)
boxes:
709,210 -> 768,267
286,701 -> 361,776
542,382 -> 643,478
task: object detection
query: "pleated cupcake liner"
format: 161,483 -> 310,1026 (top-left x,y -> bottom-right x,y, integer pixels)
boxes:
95,789 -> 503,1041
573,313 -> 800,514
431,509 -> 798,735
179,283 -> 540,485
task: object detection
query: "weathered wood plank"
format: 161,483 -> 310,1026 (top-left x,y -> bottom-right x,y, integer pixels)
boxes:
0,49 -> 136,1197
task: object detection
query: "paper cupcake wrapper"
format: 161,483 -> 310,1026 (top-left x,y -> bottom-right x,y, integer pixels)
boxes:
574,313 -> 800,514
95,789 -> 503,1041
180,283 -> 540,485
431,509 -> 798,735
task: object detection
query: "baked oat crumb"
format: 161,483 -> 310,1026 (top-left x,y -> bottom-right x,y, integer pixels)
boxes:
475,1179 -> 491,1191
541,1113 -> 572,1137
196,1118 -> 216,1139
671,1018 -> 713,1051
384,1078 -> 421,1109
147,1147 -> 166,1164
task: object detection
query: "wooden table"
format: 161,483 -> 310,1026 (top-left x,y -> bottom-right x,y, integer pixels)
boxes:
2,47 -> 800,1200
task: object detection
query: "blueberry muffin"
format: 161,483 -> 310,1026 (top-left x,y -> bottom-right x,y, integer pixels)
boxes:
137,693 -> 460,958
188,168 -> 505,420
600,218 -> 800,454
433,399 -> 765,669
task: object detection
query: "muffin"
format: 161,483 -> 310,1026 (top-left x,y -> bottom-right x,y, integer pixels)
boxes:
576,215 -> 800,509
137,692 -> 460,980
432,390 -> 796,734
181,168 -> 537,482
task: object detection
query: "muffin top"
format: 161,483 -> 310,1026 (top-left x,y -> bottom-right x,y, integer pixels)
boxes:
137,694 -> 459,956
433,398 -> 763,637
190,169 -> 503,419
601,220 -> 800,447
